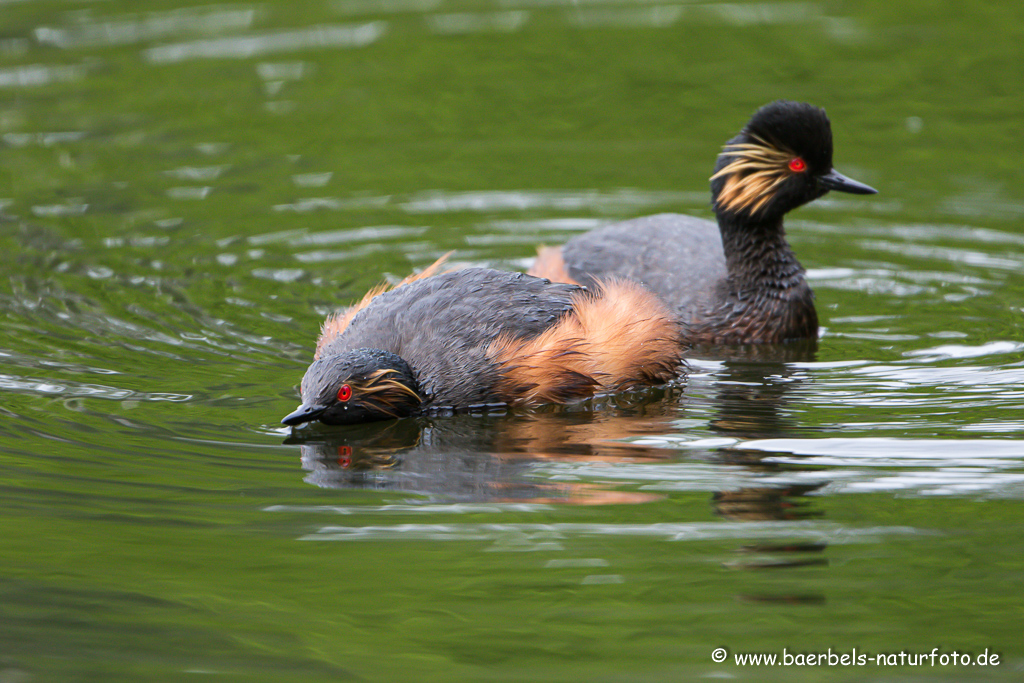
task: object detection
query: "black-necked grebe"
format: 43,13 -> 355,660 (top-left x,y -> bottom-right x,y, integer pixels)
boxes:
282,260 -> 682,426
528,100 -> 877,344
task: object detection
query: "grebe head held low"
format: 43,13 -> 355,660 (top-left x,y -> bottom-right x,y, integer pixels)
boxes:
282,265 -> 684,427
282,348 -> 422,426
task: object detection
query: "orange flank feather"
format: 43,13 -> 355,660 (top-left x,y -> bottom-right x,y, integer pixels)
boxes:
527,246 -> 581,285
314,253 -> 451,360
487,279 -> 683,405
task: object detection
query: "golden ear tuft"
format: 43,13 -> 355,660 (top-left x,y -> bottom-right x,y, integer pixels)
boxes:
349,369 -> 421,418
710,135 -> 796,216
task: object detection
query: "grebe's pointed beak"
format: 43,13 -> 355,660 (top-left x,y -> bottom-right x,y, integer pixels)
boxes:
819,168 -> 877,195
282,402 -> 327,426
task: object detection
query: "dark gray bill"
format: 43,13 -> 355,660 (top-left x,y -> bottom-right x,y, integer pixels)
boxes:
281,403 -> 327,426
819,168 -> 877,195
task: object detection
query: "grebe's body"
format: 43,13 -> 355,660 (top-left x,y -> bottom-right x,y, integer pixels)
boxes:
283,265 -> 682,427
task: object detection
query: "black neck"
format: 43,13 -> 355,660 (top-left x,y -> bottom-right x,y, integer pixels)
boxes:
716,212 -> 806,296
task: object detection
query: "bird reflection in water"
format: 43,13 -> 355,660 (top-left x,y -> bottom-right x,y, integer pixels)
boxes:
284,385 -> 686,506
283,340 -> 832,601
698,342 -> 830,604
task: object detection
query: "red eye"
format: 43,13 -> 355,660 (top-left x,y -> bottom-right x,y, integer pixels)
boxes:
788,157 -> 807,173
337,384 -> 352,402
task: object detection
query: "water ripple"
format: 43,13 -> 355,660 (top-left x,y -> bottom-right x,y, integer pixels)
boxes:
0,63 -> 85,88
847,363 -> 1024,388
298,521 -> 928,543
743,437 -> 1024,463
904,341 -> 1024,361
144,22 -> 387,63
3,131 -> 87,147
248,225 -> 427,247
0,373 -> 191,402
400,189 -> 699,213
35,7 -> 260,49
859,240 -> 1024,271
332,0 -> 440,15
426,11 -> 530,35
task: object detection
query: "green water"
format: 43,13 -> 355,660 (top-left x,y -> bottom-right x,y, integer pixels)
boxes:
2,1 -> 1024,681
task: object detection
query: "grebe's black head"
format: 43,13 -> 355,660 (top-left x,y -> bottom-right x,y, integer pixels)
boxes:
711,100 -> 877,220
282,348 -> 422,426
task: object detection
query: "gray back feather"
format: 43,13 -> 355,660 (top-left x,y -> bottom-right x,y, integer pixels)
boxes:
562,213 -> 727,319
319,268 -> 582,407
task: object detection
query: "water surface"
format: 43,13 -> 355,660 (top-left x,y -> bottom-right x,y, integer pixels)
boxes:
2,1 -> 1023,681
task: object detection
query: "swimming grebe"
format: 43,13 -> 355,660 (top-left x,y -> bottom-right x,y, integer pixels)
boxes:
282,262 -> 682,426
528,100 -> 877,344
